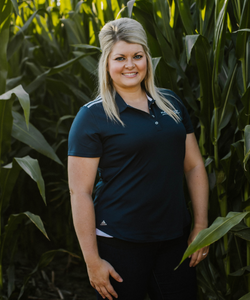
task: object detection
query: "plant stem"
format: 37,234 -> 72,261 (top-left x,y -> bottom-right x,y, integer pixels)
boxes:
242,57 -> 247,92
244,184 -> 250,291
214,105 -> 230,277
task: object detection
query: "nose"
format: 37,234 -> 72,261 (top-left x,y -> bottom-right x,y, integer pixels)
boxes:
125,59 -> 135,69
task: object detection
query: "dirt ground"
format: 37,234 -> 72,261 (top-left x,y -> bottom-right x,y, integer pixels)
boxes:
6,255 -> 150,300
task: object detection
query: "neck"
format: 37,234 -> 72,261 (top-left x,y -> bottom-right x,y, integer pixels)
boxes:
114,86 -> 146,104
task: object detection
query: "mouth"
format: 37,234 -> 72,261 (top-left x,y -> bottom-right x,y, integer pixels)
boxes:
122,72 -> 138,77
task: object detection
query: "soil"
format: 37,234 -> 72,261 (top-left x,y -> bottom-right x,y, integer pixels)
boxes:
4,255 -> 150,300
4,255 -> 96,300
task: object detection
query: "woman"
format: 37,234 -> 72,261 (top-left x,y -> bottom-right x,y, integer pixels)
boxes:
68,18 -> 209,300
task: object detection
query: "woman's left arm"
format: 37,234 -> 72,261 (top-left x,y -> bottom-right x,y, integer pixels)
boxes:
184,133 -> 209,267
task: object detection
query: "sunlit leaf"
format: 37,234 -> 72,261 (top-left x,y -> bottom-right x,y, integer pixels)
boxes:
127,0 -> 135,18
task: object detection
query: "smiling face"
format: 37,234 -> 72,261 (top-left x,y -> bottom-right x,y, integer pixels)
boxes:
107,40 -> 147,93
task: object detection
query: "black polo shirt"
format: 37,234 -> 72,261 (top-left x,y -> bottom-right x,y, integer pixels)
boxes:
68,89 -> 194,242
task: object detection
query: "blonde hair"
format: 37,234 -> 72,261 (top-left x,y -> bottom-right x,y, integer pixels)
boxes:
98,17 -> 180,125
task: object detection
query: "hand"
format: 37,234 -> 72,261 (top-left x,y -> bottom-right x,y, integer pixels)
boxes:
87,258 -> 123,300
188,226 -> 209,267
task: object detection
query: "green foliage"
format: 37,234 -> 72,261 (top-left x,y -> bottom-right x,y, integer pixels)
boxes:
0,0 -> 250,299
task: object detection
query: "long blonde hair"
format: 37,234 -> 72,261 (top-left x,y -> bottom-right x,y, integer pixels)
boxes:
98,17 -> 180,125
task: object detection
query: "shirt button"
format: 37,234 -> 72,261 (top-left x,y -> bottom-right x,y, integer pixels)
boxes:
155,121 -> 159,125
152,115 -> 155,118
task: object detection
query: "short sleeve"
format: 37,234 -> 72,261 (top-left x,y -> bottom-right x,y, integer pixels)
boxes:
68,106 -> 103,157
161,89 -> 194,134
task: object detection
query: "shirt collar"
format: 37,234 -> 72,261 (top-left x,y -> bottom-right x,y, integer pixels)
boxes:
115,92 -> 155,113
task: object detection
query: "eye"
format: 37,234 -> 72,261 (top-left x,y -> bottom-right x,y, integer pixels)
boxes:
115,57 -> 125,61
134,55 -> 143,59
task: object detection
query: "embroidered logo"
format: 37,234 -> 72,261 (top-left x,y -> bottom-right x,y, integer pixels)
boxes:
100,220 -> 107,226
161,111 -> 168,116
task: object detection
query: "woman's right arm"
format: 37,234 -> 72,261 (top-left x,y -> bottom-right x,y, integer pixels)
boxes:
68,156 -> 123,300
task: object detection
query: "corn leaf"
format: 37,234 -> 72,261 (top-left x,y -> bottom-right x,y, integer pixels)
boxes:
0,162 -> 21,213
127,0 -> 135,18
243,125 -> 250,170
4,211 -> 49,241
235,0 -> 250,61
14,156 -> 46,204
10,0 -> 19,15
0,85 -> 30,128
176,0 -> 194,34
11,111 -> 62,165
176,212 -> 250,269
239,292 -> 250,300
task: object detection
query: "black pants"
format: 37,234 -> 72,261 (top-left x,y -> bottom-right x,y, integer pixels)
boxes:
96,226 -> 197,300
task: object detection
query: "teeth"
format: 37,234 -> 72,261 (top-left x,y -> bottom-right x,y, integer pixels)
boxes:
123,73 -> 137,77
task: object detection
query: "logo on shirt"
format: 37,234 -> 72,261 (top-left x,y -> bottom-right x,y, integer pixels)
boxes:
100,220 -> 107,226
161,111 -> 168,116
161,110 -> 180,116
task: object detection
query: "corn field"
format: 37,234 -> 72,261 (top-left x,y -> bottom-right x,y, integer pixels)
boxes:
0,0 -> 250,299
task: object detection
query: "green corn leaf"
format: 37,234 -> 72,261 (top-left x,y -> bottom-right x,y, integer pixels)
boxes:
0,161 -> 21,213
7,10 -> 46,60
235,0 -> 250,61
243,125 -> 250,170
74,52 -> 98,75
1,212 -> 49,262
55,115 -> 75,138
4,211 -> 49,241
201,1 -> 214,37
25,73 -> 47,95
154,24 -> 185,78
47,52 -> 96,76
14,156 -> 46,204
185,35 -> 199,63
230,266 -> 250,277
61,18 -> 84,44
0,0 -> 11,94
217,59 -> 238,138
10,0 -> 19,15
185,34 -> 212,124
230,223 -> 250,241
238,86 -> 250,130
127,0 -> 136,18
0,85 -> 30,128
60,0 -> 72,14
7,264 -> 15,297
11,111 -> 63,165
176,0 -> 194,34
176,211 -> 250,269
0,97 -> 13,161
239,292 -> 250,300
152,0 -> 179,56
72,44 -> 101,51
112,0 -> 121,19
152,57 -> 161,74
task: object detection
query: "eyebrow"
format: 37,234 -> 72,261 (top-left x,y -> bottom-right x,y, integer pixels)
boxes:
113,51 -> 144,56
